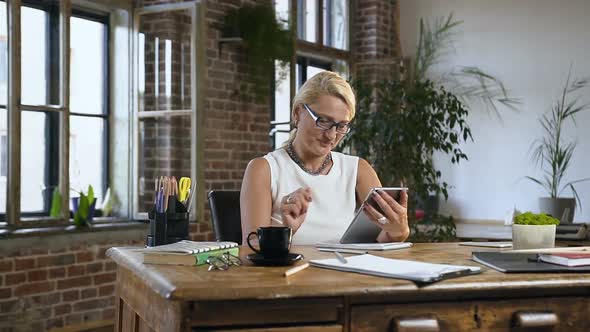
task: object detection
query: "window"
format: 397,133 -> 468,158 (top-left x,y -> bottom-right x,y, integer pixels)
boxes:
0,3 -> 7,217
298,0 -> 317,43
0,1 -> 110,225
323,0 -> 348,50
69,14 -> 109,207
135,4 -> 196,219
271,0 -> 351,149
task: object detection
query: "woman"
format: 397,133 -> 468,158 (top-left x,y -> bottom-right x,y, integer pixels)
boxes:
240,71 -> 409,245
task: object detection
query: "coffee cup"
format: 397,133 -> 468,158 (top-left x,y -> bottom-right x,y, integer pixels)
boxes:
247,226 -> 292,258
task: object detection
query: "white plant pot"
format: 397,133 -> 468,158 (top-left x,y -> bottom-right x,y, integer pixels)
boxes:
512,224 -> 556,250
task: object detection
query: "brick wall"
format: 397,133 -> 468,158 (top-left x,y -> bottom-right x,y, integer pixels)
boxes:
137,0 -> 271,217
353,0 -> 402,81
203,0 -> 271,193
0,237 -> 143,331
0,0 -> 402,331
138,8 -> 193,212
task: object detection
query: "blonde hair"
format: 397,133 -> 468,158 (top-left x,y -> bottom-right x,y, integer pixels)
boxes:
283,71 -> 356,147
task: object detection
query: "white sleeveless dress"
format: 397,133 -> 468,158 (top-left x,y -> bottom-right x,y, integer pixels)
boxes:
263,148 -> 359,245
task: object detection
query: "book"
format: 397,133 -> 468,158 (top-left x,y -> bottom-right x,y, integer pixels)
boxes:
459,241 -> 512,248
471,251 -> 590,272
316,241 -> 412,251
142,240 -> 238,254
538,252 -> 590,267
309,254 -> 480,283
143,246 -> 240,266
141,240 -> 239,266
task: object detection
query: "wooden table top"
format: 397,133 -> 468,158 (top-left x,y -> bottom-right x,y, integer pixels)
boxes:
106,243 -> 590,302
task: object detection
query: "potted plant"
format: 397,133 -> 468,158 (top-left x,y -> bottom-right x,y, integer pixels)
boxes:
339,14 -> 517,242
512,212 -> 560,250
72,185 -> 97,227
49,187 -> 62,218
526,71 -> 590,223
222,2 -> 293,100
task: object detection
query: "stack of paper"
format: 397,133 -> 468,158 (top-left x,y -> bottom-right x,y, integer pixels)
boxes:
316,241 -> 412,251
310,254 -> 480,283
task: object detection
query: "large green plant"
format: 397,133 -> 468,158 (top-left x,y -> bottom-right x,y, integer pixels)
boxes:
340,14 -> 518,242
526,71 -> 590,205
342,78 -> 472,207
223,2 -> 292,100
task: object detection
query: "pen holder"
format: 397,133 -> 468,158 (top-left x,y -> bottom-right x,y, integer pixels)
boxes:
146,196 -> 190,247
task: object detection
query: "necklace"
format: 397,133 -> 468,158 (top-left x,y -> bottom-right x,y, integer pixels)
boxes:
286,142 -> 332,176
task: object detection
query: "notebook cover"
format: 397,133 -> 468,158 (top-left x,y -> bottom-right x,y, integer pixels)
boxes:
471,252 -> 590,273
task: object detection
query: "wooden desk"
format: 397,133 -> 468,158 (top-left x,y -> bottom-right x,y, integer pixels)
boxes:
107,244 -> 590,332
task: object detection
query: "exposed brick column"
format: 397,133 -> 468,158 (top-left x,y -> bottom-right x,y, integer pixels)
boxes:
352,0 -> 402,82
137,0 -> 272,237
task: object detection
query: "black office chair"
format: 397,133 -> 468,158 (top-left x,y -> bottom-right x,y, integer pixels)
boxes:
207,190 -> 243,244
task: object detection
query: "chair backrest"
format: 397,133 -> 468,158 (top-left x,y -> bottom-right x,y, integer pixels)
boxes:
207,190 -> 242,244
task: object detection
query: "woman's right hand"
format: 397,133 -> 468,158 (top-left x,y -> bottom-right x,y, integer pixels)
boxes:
280,187 -> 312,233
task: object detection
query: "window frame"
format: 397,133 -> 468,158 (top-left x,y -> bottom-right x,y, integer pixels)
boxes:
1,0 -> 112,227
131,2 -> 205,223
270,0 -> 352,150
69,8 -> 111,211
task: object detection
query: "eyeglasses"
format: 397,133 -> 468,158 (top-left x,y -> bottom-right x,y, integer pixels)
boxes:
303,104 -> 351,135
206,252 -> 243,271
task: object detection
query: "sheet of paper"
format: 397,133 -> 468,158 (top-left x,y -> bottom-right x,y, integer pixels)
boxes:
310,254 -> 480,283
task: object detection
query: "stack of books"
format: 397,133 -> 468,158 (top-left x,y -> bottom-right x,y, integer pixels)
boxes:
142,240 -> 239,266
538,252 -> 590,267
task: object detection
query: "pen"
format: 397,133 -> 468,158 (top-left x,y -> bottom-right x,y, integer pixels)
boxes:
318,247 -> 367,255
284,262 -> 310,277
334,251 -> 347,264
270,216 -> 284,225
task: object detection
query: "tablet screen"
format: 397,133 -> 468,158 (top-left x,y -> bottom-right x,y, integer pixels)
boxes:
364,187 -> 405,214
339,187 -> 408,244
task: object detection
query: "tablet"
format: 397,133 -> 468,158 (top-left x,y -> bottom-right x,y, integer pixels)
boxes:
339,187 -> 408,244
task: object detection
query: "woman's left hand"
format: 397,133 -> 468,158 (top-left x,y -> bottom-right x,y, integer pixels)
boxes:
363,189 -> 410,241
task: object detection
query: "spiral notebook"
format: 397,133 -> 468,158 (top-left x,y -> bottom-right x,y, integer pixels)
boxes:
141,240 -> 238,254
310,254 -> 481,283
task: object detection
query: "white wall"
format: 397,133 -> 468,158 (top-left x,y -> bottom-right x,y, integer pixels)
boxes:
400,0 -> 590,222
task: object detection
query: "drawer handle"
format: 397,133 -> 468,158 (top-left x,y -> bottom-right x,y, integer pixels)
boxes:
392,315 -> 440,332
513,311 -> 559,328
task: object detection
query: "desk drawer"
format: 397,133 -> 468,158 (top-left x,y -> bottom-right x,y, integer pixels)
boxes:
210,326 -> 342,332
351,296 -> 590,332
191,298 -> 343,328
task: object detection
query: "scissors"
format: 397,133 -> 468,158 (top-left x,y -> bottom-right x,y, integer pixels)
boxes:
178,177 -> 191,204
